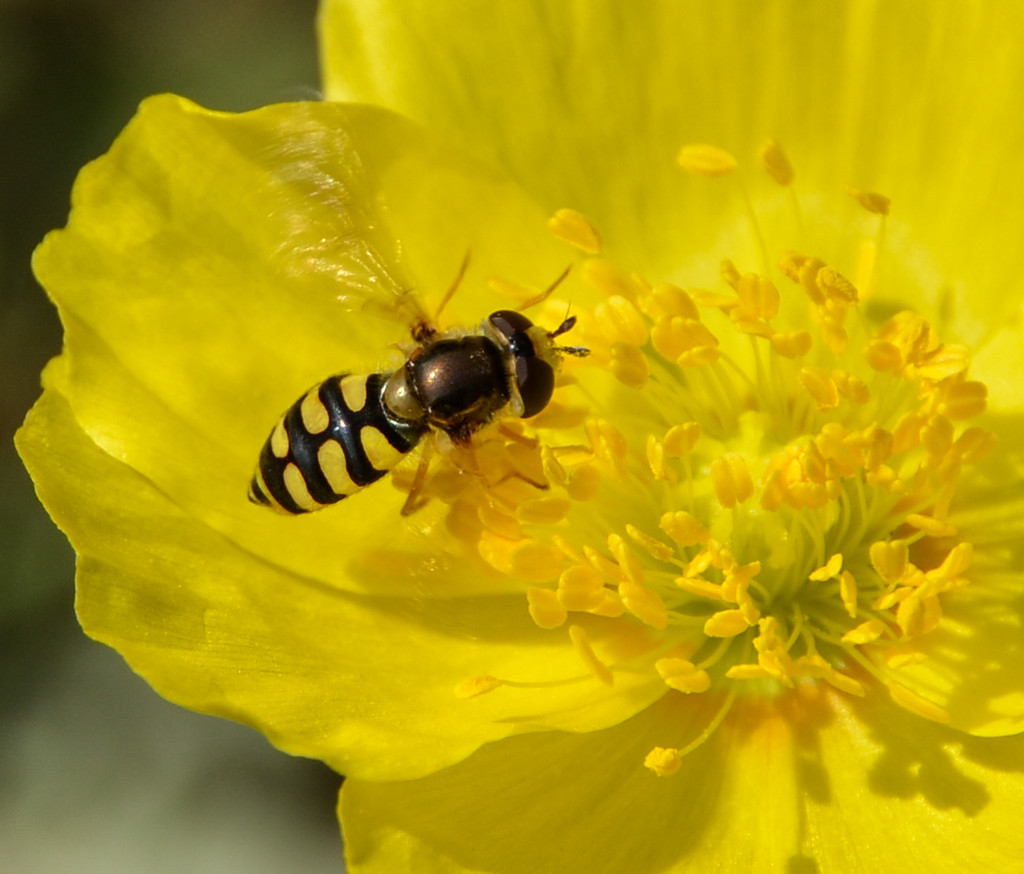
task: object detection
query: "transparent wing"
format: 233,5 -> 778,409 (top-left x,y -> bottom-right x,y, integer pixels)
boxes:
256,104 -> 430,332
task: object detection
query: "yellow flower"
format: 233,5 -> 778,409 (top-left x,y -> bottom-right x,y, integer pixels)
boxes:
17,1 -> 1024,872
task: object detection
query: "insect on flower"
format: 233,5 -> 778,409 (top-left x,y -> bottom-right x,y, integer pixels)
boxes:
248,256 -> 588,516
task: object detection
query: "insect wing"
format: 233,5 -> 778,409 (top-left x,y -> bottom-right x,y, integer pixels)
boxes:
260,105 -> 430,332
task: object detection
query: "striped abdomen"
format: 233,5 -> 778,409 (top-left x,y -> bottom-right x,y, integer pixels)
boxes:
248,373 -> 427,514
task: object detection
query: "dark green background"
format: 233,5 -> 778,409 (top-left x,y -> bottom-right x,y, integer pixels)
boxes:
1,1 -> 345,869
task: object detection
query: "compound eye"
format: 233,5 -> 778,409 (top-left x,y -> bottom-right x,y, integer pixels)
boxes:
516,355 -> 555,418
488,310 -> 535,342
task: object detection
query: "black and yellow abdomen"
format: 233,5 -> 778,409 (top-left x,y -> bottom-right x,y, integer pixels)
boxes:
248,373 -> 427,514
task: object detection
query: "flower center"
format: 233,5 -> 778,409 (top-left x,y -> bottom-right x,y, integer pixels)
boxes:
395,146 -> 993,776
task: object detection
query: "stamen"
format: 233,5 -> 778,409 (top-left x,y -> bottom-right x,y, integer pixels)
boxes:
846,186 -> 891,216
414,151 -> 995,775
759,138 -> 794,187
547,207 -> 603,254
677,144 -> 737,176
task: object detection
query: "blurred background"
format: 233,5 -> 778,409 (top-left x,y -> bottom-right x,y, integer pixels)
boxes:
1,1 -> 345,870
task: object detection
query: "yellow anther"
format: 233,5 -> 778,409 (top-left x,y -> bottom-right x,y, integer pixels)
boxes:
940,380 -> 988,420
516,496 -> 572,525
626,524 -> 675,561
675,576 -> 725,599
509,541 -> 564,580
833,370 -> 871,404
690,288 -> 738,308
864,339 -> 903,372
905,513 -> 957,537
710,453 -> 753,508
568,624 -> 614,685
557,564 -> 606,611
863,426 -> 894,469
477,532 -> 519,575
736,272 -> 780,320
725,664 -> 771,680
704,608 -> 753,638
839,570 -> 859,618
870,539 -> 909,584
921,414 -> 954,460
823,669 -> 866,697
759,467 -> 788,511
655,657 -> 712,693
677,143 -> 737,176
821,317 -> 849,354
846,186 -> 891,216
770,330 -> 812,358
779,250 -> 810,285
809,553 -> 843,581
677,345 -> 722,367
887,681 -> 950,723
754,615 -> 785,649
586,418 -> 629,461
550,533 -> 587,564
610,342 -> 649,387
647,282 -> 699,320
953,427 -> 998,464
644,747 -> 682,777
608,533 -> 644,585
446,498 -> 484,543
527,586 -> 568,629
707,540 -> 737,573
934,541 -> 973,579
896,591 -> 942,637
914,343 -> 970,381
596,295 -> 648,346
799,366 -> 839,410
734,586 -> 761,625
759,138 -> 794,186
559,460 -> 597,501
886,650 -> 928,669
720,259 -> 742,290
646,434 -> 667,480
842,619 -> 886,645
584,544 -> 626,583
817,267 -> 858,304
547,207 -> 602,254
788,481 -> 829,510
663,422 -> 701,457
724,560 -> 761,589
477,503 -> 524,540
651,315 -> 719,363
803,439 -> 828,484
874,586 -> 912,611
455,675 -> 504,699
588,590 -> 626,618
877,312 -> 938,364
891,411 -> 924,454
620,582 -> 668,629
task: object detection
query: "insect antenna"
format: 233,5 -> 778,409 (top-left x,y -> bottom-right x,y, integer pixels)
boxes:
548,313 -> 590,357
517,265 -> 572,310
433,251 -> 471,322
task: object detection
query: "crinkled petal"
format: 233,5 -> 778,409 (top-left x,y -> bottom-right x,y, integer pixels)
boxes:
30,94 -> 578,592
340,689 -> 1024,872
320,0 -> 1024,344
19,94 -> 656,780
17,390 -> 665,780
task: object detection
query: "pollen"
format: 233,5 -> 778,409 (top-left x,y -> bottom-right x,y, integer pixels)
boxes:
417,150 -> 994,776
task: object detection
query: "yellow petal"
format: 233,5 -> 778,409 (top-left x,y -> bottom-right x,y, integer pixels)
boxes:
339,690 -> 1024,872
